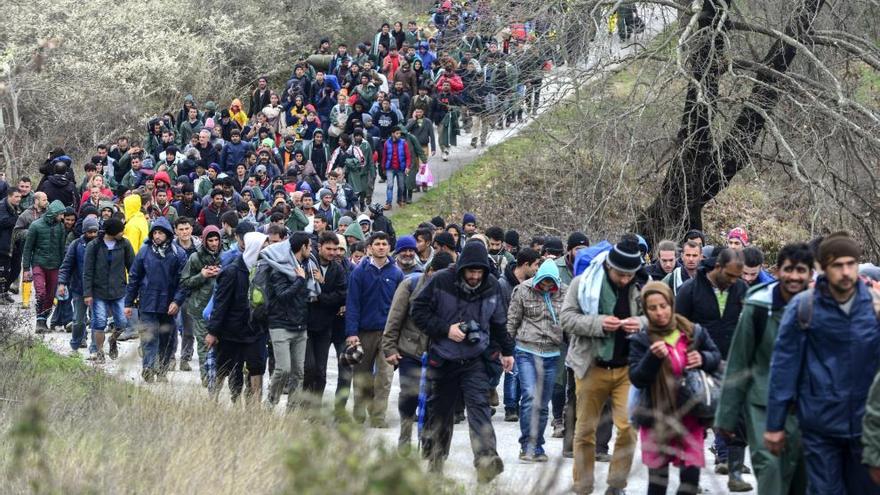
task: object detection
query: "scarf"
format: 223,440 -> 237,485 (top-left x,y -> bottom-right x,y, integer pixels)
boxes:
642,281 -> 695,444
151,240 -> 171,259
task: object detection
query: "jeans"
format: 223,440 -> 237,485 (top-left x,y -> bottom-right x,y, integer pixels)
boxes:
516,351 -> 558,455
139,312 -> 175,372
268,328 -> 308,407
32,266 -> 59,320
503,360 -> 520,412
398,355 -> 422,421
385,169 -> 406,205
67,294 -> 89,351
91,297 -> 128,331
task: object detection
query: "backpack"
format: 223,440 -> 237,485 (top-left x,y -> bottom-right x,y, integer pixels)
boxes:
247,259 -> 273,325
573,240 -> 613,277
795,287 -> 880,330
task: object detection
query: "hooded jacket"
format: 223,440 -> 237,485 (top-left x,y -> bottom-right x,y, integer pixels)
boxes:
208,233 -> 267,342
411,242 -> 515,360
261,241 -> 310,331
83,231 -> 135,300
180,226 -> 222,313
344,221 -> 366,243
123,194 -> 150,255
58,233 -> 93,295
22,200 -> 67,270
229,98 -> 249,129
507,260 -> 567,356
767,277 -> 880,438
39,174 -> 78,208
125,217 -> 187,312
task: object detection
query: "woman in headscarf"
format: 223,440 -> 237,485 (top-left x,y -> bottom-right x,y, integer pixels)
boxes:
628,281 -> 722,495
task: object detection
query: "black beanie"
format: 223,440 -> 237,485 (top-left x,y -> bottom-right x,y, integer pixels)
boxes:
607,237 -> 643,273
567,232 -> 590,251
504,229 -> 520,248
542,237 -> 564,256
104,218 -> 124,236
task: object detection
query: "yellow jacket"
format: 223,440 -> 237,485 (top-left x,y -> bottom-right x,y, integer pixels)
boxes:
123,194 -> 149,254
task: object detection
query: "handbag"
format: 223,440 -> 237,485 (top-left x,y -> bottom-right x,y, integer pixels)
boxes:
677,368 -> 720,420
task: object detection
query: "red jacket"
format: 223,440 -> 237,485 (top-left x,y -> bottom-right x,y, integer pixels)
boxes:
435,73 -> 464,94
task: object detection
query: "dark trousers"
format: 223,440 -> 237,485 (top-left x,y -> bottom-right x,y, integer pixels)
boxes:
802,430 -> 880,495
398,355 -> 422,420
0,254 -> 14,292
563,366 -> 612,455
330,322 -> 353,409
304,329 -> 333,395
422,357 -> 499,467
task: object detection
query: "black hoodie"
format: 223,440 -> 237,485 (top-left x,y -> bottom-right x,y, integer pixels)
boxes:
39,174 -> 78,208
411,241 -> 514,360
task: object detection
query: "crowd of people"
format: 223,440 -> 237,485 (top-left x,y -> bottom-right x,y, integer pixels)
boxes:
5,2 -> 880,494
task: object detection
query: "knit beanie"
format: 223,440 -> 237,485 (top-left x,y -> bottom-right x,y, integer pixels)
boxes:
817,231 -> 861,269
462,212 -> 476,226
566,232 -> 590,252
727,227 -> 750,246
607,237 -> 643,273
504,229 -> 520,248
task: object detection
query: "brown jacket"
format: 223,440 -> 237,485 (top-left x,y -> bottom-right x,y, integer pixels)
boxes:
382,273 -> 429,359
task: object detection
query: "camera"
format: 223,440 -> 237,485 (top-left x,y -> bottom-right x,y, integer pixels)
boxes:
461,320 -> 482,344
340,343 -> 365,366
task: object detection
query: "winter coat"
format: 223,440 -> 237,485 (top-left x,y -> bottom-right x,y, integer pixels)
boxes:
208,255 -> 263,343
83,233 -> 135,300
675,266 -> 748,358
220,140 -> 251,174
767,277 -> 880,438
22,200 -> 67,270
560,270 -> 645,380
411,243 -> 515,361
507,261 -> 567,355
628,325 -> 721,428
39,174 -> 78,207
58,234 -> 91,295
124,217 -> 187,313
554,256 -> 576,286
123,194 -> 150,255
405,117 -> 436,151
308,258 -> 347,332
345,256 -> 404,336
180,227 -> 222,314
382,272 -> 430,360
716,282 -> 790,432
0,197 -> 21,257
177,119 -> 203,147
261,242 -> 310,332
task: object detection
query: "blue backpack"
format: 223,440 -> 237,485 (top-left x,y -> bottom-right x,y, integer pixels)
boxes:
573,240 -> 613,277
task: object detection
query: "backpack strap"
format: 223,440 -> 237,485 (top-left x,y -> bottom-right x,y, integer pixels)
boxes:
797,288 -> 815,331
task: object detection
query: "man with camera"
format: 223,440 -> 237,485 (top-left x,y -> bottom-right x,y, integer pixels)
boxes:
412,240 -> 514,484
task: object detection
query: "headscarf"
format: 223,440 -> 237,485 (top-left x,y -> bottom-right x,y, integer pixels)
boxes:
242,232 -> 268,269
640,281 -> 696,443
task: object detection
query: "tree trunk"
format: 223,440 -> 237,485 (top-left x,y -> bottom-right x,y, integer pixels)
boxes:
637,0 -> 826,243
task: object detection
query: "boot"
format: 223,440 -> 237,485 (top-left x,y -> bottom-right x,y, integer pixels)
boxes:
727,446 -> 753,492
108,328 -> 121,360
489,388 -> 500,407
398,416 -> 414,453
35,319 -> 50,333
476,455 -> 504,484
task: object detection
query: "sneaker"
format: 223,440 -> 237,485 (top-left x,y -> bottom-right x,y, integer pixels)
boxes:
78,340 -> 87,349
714,462 -> 729,475
596,452 -> 612,463
519,450 -> 535,462
35,320 -> 50,334
442,152 -> 449,161
476,455 -> 504,484
384,202 -> 392,211
141,369 -> 155,383
728,477 -> 752,492
742,465 -> 751,474
562,450 -> 573,459
0,293 -> 15,304
8,284 -> 19,294
532,452 -> 549,462
156,372 -> 169,383
116,329 -> 138,341
95,352 -> 106,365
551,418 -> 564,438
179,360 -> 192,371
504,409 -> 519,422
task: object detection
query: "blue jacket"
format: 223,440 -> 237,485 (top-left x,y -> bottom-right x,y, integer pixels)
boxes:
220,140 -> 251,174
344,257 -> 403,336
767,278 -> 880,438
125,217 -> 188,312
58,234 -> 89,295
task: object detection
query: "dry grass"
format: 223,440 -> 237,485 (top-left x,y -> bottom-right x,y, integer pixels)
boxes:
0,317 -> 458,495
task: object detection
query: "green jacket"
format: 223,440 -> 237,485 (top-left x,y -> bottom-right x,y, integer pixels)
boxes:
864,370 -> 880,466
554,256 -> 575,286
286,207 -> 309,233
180,245 -> 222,313
22,200 -> 67,270
716,281 -> 781,430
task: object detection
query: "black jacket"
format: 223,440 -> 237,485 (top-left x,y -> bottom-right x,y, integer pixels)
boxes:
267,266 -> 309,332
627,324 -> 722,427
0,198 -> 20,257
208,255 -> 263,343
39,174 -> 78,208
675,267 -> 747,358
308,259 -> 347,332
83,234 -> 135,300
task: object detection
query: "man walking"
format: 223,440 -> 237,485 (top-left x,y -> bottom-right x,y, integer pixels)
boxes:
22,199 -> 66,332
